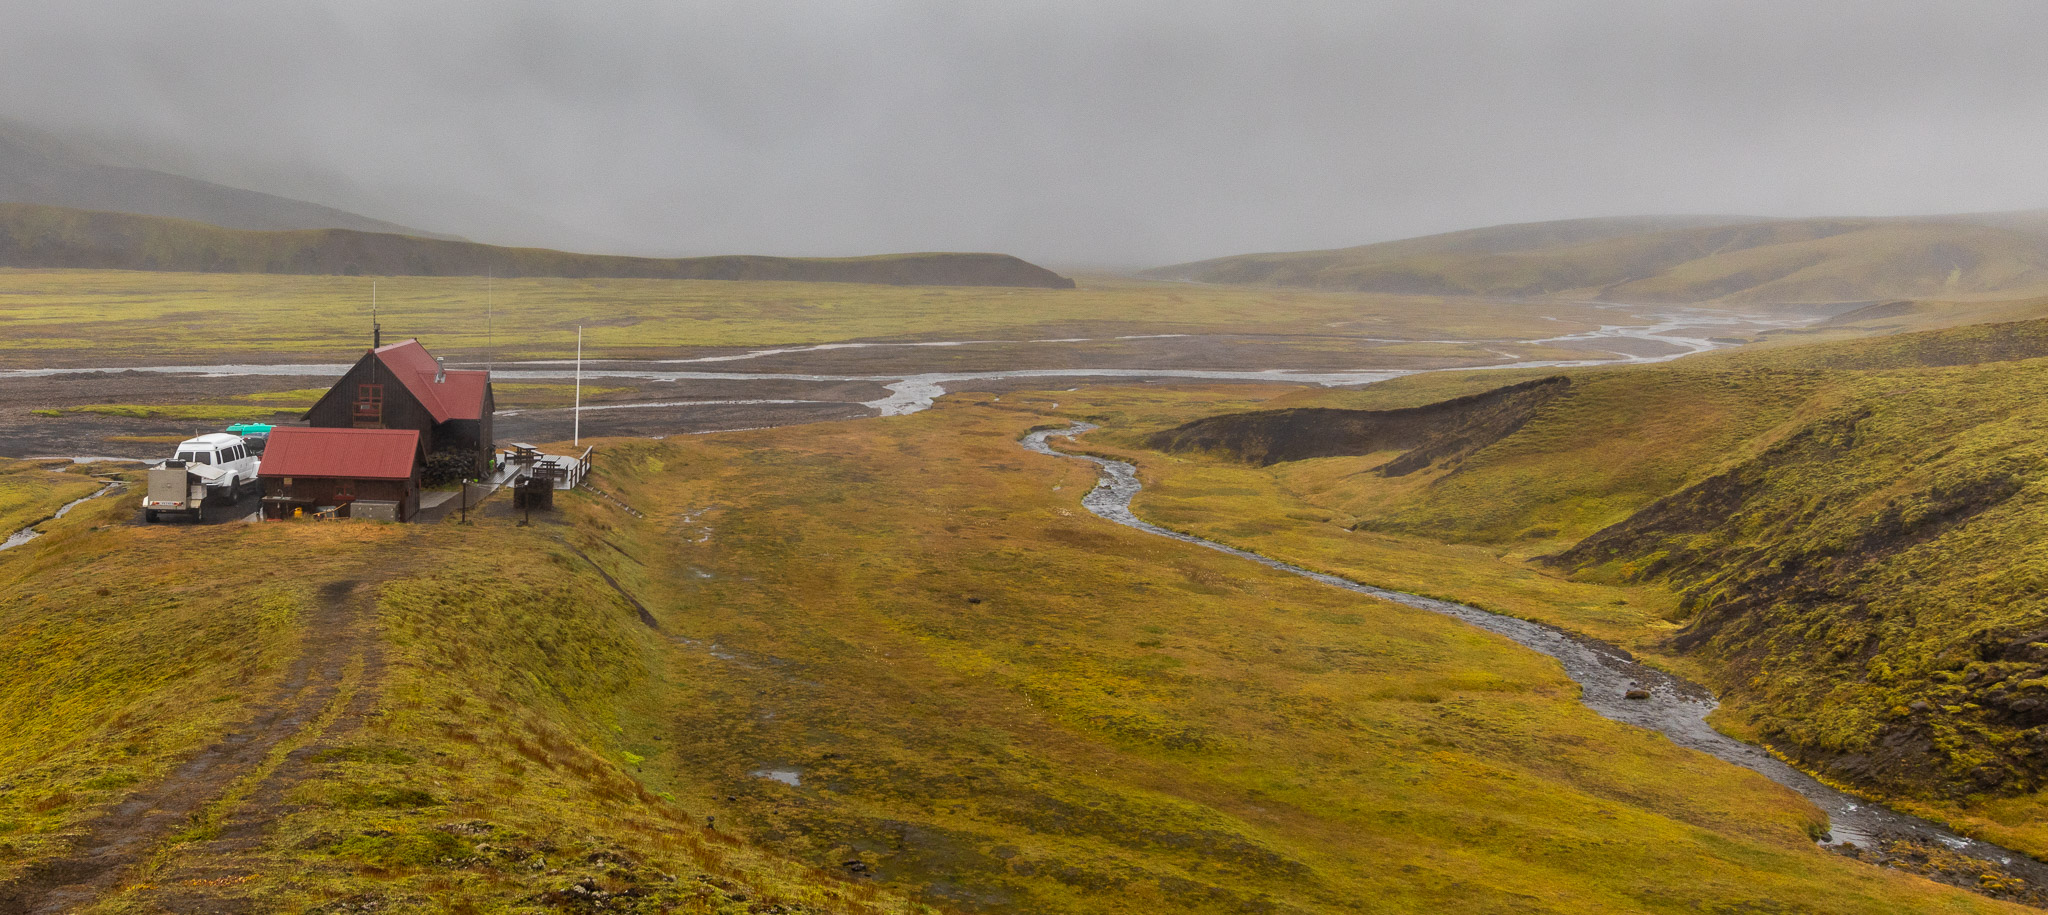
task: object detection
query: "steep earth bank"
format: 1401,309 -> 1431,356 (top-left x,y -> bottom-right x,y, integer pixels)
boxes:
1141,317 -> 2048,820
1145,375 -> 1568,471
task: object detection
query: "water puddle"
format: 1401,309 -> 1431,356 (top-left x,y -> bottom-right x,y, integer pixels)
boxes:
751,767 -> 802,787
1021,422 -> 2048,890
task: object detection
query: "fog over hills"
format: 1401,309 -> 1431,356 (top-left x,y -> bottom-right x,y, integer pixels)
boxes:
1147,213 -> 2048,305
0,121 -> 456,241
10,4 -> 2048,265
0,203 -> 1076,288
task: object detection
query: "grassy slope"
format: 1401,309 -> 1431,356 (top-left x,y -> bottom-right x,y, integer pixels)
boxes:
0,269 -> 1635,368
0,203 -> 1074,289
1150,214 -> 2048,306
0,460 -> 102,539
0,409 -> 2023,912
566,404 -> 2025,914
0,474 -> 921,914
1108,318 -> 2048,858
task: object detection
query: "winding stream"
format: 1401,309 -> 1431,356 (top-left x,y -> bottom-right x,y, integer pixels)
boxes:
0,481 -> 124,552
1022,422 -> 2048,887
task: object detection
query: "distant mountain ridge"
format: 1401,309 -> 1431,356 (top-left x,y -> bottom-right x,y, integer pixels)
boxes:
0,120 -> 456,240
0,203 -> 1078,288
1149,212 -> 2048,305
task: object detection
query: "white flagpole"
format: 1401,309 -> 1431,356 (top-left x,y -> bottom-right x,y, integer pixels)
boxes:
574,325 -> 583,447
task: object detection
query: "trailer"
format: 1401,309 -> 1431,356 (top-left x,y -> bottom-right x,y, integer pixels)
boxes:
144,462 -> 212,523
144,432 -> 261,523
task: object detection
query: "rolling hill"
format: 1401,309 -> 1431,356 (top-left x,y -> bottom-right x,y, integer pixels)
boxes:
1148,213 -> 2048,306
0,120 -> 453,240
1130,316 -> 2048,856
0,203 -> 1078,288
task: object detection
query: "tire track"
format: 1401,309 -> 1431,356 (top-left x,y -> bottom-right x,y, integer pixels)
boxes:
0,578 -> 384,915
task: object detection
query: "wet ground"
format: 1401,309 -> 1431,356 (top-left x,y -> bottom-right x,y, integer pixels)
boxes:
134,486 -> 264,526
0,481 -> 125,552
0,307 -> 1803,460
1023,423 -> 2048,905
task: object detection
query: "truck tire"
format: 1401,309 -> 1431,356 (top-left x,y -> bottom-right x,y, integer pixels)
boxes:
145,509 -> 158,523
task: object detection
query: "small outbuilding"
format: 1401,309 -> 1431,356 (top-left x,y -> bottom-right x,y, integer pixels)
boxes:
259,427 -> 423,521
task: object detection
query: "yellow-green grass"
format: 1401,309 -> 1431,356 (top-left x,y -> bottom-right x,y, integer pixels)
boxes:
0,395 -> 2027,911
0,461 -> 104,541
0,475 -> 919,912
54,404 -> 293,422
0,268 -> 1657,368
0,488 -> 382,874
1158,214 -> 2048,307
230,388 -> 328,406
229,383 -> 631,411
565,402 -> 2018,913
1079,323 -> 2048,860
490,383 -> 634,408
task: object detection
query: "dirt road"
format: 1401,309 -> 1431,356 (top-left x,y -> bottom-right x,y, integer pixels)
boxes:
0,576 -> 390,914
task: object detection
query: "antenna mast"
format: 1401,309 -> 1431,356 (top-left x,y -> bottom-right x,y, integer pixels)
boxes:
372,280 -> 381,349
486,269 -> 494,374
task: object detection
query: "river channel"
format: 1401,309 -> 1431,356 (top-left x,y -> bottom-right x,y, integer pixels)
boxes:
1022,422 -> 2048,893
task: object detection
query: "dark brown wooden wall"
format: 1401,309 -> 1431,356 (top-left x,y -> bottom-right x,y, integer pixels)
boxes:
263,475 -> 419,521
305,353 -> 439,451
305,355 -> 496,475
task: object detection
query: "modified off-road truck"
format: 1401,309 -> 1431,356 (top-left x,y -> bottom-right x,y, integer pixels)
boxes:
145,432 -> 262,523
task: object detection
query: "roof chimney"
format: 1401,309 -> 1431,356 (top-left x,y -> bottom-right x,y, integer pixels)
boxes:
435,356 -> 446,383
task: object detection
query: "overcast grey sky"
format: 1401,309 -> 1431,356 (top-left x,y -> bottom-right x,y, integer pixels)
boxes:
2,1 -> 2045,267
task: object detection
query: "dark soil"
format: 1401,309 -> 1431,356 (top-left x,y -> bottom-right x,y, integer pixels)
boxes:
1145,375 -> 1570,470
0,335 -> 1544,461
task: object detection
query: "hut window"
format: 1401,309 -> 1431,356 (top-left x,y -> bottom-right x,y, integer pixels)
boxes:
353,384 -> 384,424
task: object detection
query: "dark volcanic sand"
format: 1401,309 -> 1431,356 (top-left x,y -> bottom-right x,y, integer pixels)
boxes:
0,321 -> 1777,459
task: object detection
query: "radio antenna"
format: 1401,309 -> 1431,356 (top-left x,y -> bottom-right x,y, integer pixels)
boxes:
574,324 -> 583,447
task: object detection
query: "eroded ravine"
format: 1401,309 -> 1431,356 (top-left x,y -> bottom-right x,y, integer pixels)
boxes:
1022,422 -> 2048,900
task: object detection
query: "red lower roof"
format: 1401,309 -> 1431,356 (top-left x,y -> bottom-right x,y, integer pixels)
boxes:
258,427 -> 420,480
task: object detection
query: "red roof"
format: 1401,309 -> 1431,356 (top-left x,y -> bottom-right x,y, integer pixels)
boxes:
259,427 -> 420,480
369,339 -> 490,423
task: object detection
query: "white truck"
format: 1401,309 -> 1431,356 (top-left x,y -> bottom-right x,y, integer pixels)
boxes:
145,432 -> 262,523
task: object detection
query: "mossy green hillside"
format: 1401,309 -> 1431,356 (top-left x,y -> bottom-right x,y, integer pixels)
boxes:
1152,213 -> 2048,306
1,383 -> 2035,911
562,403 -> 2018,914
0,473 -> 922,913
1111,315 -> 2048,859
